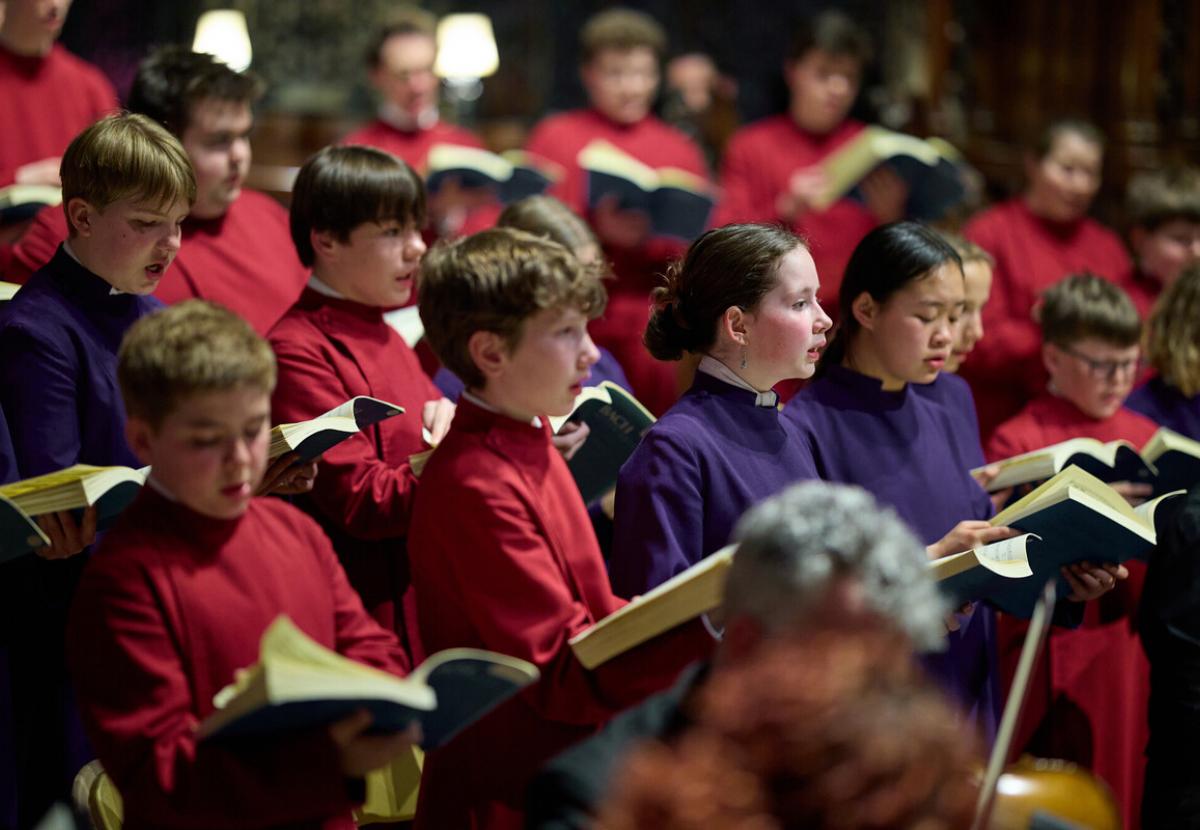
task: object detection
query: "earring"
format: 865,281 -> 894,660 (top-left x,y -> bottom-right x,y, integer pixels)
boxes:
740,347 -> 748,371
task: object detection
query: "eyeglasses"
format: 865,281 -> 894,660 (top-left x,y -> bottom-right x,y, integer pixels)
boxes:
1059,344 -> 1141,380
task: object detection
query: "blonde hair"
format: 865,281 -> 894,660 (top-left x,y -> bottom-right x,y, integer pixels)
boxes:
941,232 -> 995,267
496,196 -> 599,255
580,8 -> 666,63
118,300 -> 276,427
1145,263 -> 1200,396
61,113 -> 196,235
418,228 -> 607,389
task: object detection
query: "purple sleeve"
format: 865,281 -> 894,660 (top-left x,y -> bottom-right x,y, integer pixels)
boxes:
433,367 -> 465,402
587,348 -> 632,394
0,321 -> 83,475
0,403 -> 15,484
609,427 -> 704,598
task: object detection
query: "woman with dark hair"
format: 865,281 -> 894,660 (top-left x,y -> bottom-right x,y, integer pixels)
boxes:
961,119 -> 1133,440
608,223 -> 832,597
787,220 -> 1121,740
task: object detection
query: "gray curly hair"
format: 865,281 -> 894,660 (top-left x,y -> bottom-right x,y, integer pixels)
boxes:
725,481 -> 948,652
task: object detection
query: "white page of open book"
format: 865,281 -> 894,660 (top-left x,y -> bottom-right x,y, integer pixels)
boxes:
972,533 -> 1037,578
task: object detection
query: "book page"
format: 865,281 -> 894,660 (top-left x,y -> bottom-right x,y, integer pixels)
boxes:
0,281 -> 18,302
578,140 -> 659,192
1143,428 -> 1200,464
427,143 -> 514,181
973,534 -> 1037,578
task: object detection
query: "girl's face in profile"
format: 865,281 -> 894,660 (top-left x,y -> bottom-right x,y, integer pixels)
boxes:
741,246 -> 833,386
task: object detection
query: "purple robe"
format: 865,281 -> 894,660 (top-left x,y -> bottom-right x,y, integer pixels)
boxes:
0,405 -> 14,486
786,364 -> 1000,740
1128,376 -> 1200,441
435,345 -> 631,402
609,371 -> 819,598
914,372 -> 987,468
0,244 -> 158,825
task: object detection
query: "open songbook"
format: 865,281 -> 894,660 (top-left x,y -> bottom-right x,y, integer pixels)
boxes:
818,127 -> 966,220
973,436 -> 1157,491
198,616 -> 539,749
425,144 -> 559,204
0,493 -> 50,563
269,396 -> 404,461
1141,428 -> 1200,494
579,140 -> 715,241
570,544 -> 734,669
933,465 -> 1182,618
549,381 -> 656,505
0,183 -> 61,224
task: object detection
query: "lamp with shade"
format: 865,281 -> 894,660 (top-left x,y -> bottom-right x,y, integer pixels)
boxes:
193,9 -> 253,72
434,13 -> 499,127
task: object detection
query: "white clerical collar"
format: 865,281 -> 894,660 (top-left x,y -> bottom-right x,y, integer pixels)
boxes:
379,102 -> 440,133
698,356 -> 778,408
63,240 -> 125,296
307,274 -> 345,299
462,390 -> 543,429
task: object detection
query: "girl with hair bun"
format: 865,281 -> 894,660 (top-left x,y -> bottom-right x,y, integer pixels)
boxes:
609,223 -> 832,597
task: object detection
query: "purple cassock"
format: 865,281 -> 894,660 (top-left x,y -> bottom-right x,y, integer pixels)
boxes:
914,372 -> 987,469
609,368 -> 819,599
1128,375 -> 1200,440
0,244 -> 158,826
0,405 -> 14,486
435,345 -> 632,402
786,363 -> 1001,741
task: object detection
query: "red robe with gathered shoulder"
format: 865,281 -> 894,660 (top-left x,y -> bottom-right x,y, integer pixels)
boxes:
525,109 -> 710,415
0,190 -> 306,334
66,488 -> 410,830
269,287 -> 441,658
986,392 -> 1160,830
0,43 -> 117,187
408,398 -> 714,829
962,199 -> 1134,441
716,115 -> 878,311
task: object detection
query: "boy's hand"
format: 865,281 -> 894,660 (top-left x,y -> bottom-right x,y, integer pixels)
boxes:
15,156 -> 62,187
552,421 -> 590,461
926,520 -> 1019,560
775,166 -> 828,222
422,398 -> 456,446
329,709 -> 422,777
860,165 -> 909,223
35,507 -> 97,560
256,451 -> 320,496
592,196 -> 650,249
1063,561 -> 1128,602
1110,481 -> 1153,507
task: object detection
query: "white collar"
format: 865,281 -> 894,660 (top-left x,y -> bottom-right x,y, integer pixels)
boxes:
378,102 -> 440,133
697,356 -> 779,408
306,274 -> 345,299
462,390 -> 543,428
63,240 -> 125,296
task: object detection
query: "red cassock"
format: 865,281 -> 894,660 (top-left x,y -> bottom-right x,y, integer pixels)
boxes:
0,43 -> 117,187
962,199 -> 1134,441
525,109 -> 710,415
269,287 -> 441,660
986,392 -> 1160,830
66,488 -> 411,830
408,398 -> 714,829
716,115 -> 878,312
0,190 -> 306,335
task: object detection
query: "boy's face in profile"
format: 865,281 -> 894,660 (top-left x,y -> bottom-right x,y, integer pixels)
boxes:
786,48 -> 861,135
492,306 -> 600,419
321,219 -> 427,308
69,195 -> 189,294
1133,219 -> 1200,287
1044,337 -> 1141,420
127,385 -> 270,519
181,97 -> 253,220
582,47 -> 659,125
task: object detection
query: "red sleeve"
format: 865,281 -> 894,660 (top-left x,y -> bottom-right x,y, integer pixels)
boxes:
985,415 -> 1037,462
0,205 -> 67,283
66,553 -> 360,829
422,472 -> 709,727
525,119 -> 585,216
270,328 -> 424,541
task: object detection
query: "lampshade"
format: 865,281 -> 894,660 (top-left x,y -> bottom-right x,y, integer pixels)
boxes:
434,14 -> 499,80
193,10 -> 253,73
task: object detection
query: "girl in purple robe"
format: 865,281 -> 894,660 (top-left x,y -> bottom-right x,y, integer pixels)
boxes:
609,224 -> 833,597
1128,262 -> 1200,439
787,221 -> 1122,739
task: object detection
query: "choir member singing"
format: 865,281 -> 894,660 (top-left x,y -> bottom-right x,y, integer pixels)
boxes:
1128,263 -> 1200,438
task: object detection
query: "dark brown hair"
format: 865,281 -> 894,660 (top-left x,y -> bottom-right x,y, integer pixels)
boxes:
1127,166 -> 1200,231
289,145 -> 427,267
366,6 -> 437,68
419,228 -> 607,389
1040,272 -> 1141,349
645,224 -> 807,362
580,8 -> 667,63
128,45 -> 264,137
787,10 -> 873,65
